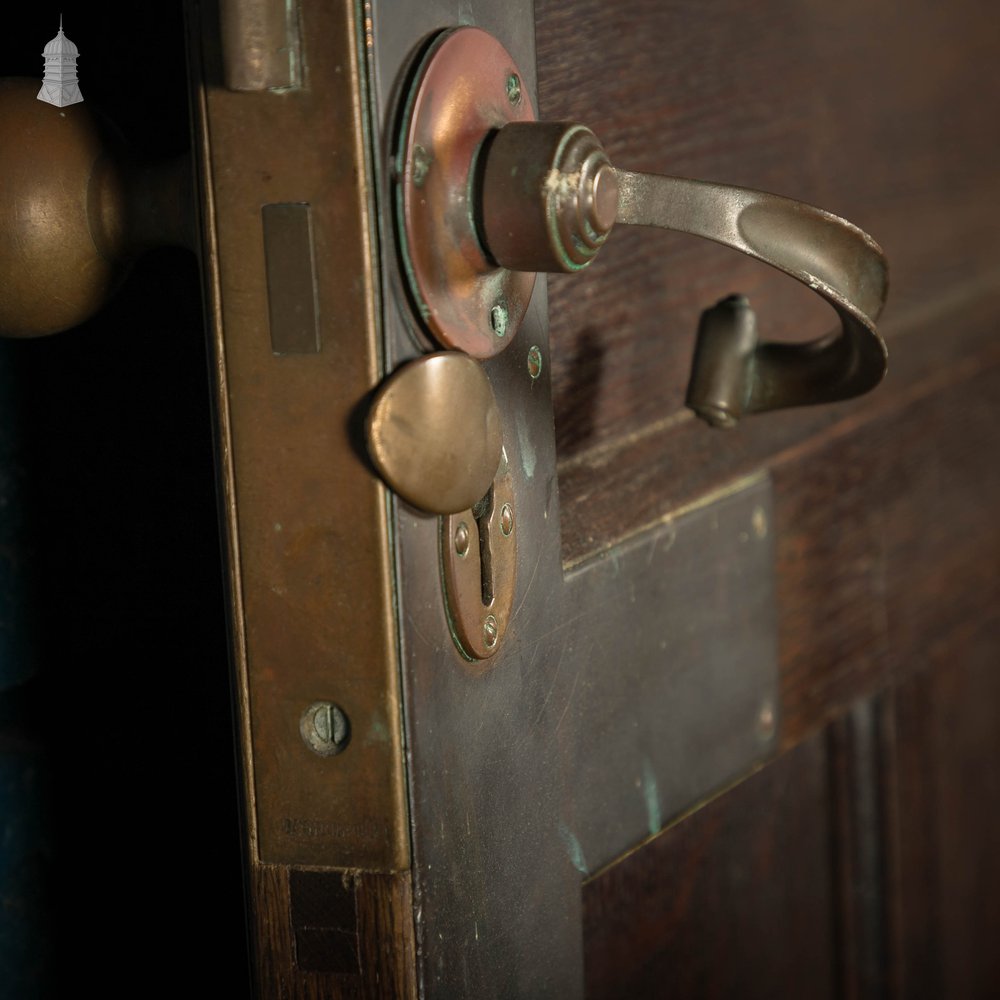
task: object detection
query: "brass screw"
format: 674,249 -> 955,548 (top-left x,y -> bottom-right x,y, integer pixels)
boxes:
483,614 -> 499,648
527,345 -> 543,379
412,144 -> 431,187
490,303 -> 508,338
757,701 -> 776,741
454,520 -> 470,557
752,505 -> 768,539
500,503 -> 514,536
300,702 -> 351,757
506,73 -> 521,106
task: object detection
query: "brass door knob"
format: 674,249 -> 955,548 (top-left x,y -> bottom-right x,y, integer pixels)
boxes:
366,352 -> 503,515
0,78 -> 193,337
394,28 -> 888,426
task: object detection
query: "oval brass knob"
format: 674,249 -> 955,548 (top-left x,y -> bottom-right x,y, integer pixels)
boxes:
480,120 -> 888,427
0,78 -> 193,337
366,352 -> 503,515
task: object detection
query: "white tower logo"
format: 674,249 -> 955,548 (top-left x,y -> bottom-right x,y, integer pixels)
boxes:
37,17 -> 83,108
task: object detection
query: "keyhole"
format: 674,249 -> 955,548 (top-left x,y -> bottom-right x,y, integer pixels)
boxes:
472,485 -> 495,606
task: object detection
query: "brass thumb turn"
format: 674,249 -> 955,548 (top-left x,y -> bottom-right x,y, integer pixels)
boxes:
480,121 -> 888,428
366,353 -> 503,515
0,79 -> 193,337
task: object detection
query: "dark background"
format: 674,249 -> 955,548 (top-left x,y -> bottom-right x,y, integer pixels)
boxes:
0,4 -> 251,994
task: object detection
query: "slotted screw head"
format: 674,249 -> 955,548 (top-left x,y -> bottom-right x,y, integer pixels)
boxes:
500,503 -> 514,536
527,345 -> 543,379
506,73 -> 521,106
483,615 -> 499,648
490,303 -> 508,337
300,702 -> 351,757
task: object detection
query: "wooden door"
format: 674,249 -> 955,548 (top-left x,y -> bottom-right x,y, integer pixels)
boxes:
531,2 -> 1000,997
4,1 -> 999,997
217,0 -> 996,994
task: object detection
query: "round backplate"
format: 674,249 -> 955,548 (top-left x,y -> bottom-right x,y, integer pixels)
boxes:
396,28 -> 537,358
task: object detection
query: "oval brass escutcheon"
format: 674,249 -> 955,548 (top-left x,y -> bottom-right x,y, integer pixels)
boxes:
442,462 -> 517,660
365,352 -> 503,515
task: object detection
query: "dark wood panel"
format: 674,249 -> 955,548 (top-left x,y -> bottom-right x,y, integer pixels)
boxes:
251,864 -> 416,999
828,699 -> 891,1000
774,332 -> 1000,746
556,271 -> 1000,568
887,622 -> 1000,998
554,272 -> 1000,747
583,732 -> 837,999
536,0 -> 1000,552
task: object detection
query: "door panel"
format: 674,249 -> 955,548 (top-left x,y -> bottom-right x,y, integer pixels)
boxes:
386,0 -> 1000,995
583,732 -> 838,1000
5,0 -> 999,996
540,0 -> 1000,563
891,630 -> 1000,998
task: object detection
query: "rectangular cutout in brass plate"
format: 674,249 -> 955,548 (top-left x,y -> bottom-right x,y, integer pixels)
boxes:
262,203 -> 320,356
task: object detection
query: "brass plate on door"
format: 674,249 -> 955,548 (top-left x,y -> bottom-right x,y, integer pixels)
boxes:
395,27 -> 537,358
189,0 -> 408,870
441,461 -> 517,660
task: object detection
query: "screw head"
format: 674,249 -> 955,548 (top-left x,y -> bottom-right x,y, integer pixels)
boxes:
483,614 -> 499,648
412,144 -> 431,187
490,303 -> 508,338
752,505 -> 768,539
300,702 -> 351,757
454,520 -> 471,557
505,73 -> 521,106
756,701 -> 776,742
527,345 -> 543,379
500,503 -> 514,537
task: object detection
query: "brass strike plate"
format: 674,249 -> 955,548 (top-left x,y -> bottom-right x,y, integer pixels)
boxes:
441,459 -> 517,660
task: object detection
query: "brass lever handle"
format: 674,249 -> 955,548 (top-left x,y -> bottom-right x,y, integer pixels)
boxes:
480,122 -> 888,427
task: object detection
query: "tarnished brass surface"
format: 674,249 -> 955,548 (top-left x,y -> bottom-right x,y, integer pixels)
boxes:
396,27 -> 536,358
615,169 -> 888,426
468,100 -> 888,427
219,0 -> 301,91
482,121 -> 617,272
189,0 -> 408,870
366,352 -> 502,515
479,112 -> 888,425
441,461 -> 517,660
0,78 -> 193,337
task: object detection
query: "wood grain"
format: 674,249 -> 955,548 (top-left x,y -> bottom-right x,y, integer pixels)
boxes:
886,622 -> 1000,998
536,0 -> 1000,546
828,699 -> 890,1000
551,252 -> 1000,749
583,733 -> 837,999
251,864 -> 416,1000
773,334 -> 1000,746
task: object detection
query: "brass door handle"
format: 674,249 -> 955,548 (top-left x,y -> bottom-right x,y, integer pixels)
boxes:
393,28 -> 888,428
0,79 -> 193,338
481,123 -> 888,427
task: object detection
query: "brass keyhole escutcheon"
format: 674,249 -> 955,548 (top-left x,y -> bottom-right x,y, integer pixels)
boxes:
442,463 -> 517,661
